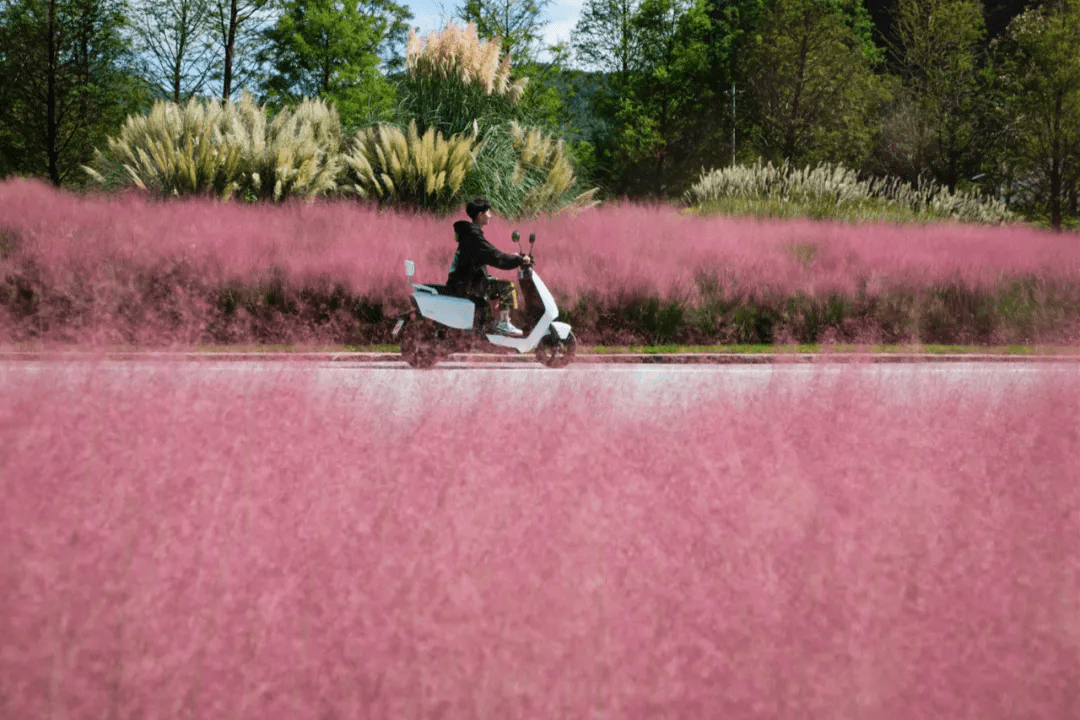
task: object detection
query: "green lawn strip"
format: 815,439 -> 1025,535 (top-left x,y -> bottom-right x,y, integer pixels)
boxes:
0,343 -> 403,354
194,344 -> 401,354
583,344 -> 1079,355
196,343 -> 1076,355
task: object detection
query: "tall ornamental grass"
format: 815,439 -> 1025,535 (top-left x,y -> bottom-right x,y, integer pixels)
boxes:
342,120 -> 481,212
84,93 -> 343,202
687,160 -> 1014,225
3,179 -> 1080,346
81,23 -> 592,217
2,363 -> 1077,719
393,22 -> 594,218
463,121 -> 599,217
84,95 -> 250,198
245,97 -> 343,202
399,21 -> 528,140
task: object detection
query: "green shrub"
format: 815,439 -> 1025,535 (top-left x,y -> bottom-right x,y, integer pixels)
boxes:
342,120 -> 481,211
686,159 -> 1014,224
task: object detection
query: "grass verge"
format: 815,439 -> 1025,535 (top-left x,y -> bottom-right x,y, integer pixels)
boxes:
585,344 -> 1080,355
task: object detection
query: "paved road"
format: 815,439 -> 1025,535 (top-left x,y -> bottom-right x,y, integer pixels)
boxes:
5,359 -> 1077,417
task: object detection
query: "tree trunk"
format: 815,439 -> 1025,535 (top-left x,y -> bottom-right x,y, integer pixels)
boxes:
46,0 -> 61,186
785,17 -> 811,160
1049,91 -> 1063,231
173,4 -> 189,102
222,0 -> 238,99
1049,164 -> 1062,231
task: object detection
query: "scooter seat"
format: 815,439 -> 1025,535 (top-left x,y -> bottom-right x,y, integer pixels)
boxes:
419,283 -> 455,295
417,283 -> 485,302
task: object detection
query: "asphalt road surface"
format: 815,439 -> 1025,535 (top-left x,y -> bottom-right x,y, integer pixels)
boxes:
5,359 -> 1078,419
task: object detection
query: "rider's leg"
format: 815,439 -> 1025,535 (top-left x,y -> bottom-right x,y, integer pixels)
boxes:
487,282 -> 523,336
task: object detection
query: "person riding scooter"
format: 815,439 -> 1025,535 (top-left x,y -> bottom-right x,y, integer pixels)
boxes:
447,198 -> 531,336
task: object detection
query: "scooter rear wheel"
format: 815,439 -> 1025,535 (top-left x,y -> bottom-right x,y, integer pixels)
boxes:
536,331 -> 577,368
400,319 -> 441,369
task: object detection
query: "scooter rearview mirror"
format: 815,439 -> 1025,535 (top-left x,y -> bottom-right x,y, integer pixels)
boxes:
529,232 -> 536,245
511,230 -> 520,243
405,260 -> 415,277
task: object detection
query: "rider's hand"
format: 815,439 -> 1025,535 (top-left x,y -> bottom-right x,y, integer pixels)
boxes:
521,256 -> 533,266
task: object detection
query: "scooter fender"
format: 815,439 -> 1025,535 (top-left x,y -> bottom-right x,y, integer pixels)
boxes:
413,292 -> 476,330
551,321 -> 572,340
485,270 -> 569,351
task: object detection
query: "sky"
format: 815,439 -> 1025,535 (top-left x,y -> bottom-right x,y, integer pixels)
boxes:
402,0 -> 586,61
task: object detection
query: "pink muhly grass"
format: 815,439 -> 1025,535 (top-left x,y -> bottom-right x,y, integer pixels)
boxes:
0,178 -> 429,299
5,179 -> 1080,303
2,362 -> 1078,719
521,203 -> 1080,304
4,179 -> 1080,345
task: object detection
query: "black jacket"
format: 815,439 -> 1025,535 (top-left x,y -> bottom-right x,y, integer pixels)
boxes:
446,220 -> 524,293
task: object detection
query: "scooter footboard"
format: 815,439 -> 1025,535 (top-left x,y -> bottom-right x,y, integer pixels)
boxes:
414,293 -> 477,329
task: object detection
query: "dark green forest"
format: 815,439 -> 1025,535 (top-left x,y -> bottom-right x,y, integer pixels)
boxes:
2,0 -> 1079,228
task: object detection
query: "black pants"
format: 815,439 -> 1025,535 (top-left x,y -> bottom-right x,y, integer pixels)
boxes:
450,276 -> 518,309
486,278 -> 518,309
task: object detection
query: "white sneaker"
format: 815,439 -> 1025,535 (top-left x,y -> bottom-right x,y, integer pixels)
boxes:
489,317 -> 524,336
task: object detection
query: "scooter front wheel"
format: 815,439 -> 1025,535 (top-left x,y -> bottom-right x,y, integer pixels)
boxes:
536,330 -> 577,368
400,319 -> 441,369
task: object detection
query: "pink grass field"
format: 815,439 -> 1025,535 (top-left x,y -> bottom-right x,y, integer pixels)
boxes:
2,362 -> 1078,719
4,178 -> 1080,345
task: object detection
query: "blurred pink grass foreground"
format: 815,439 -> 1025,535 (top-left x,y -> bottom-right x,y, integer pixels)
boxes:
2,363 -> 1078,718
4,178 -> 1080,345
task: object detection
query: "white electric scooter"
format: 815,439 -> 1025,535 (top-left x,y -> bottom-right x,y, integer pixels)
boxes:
391,231 -> 577,368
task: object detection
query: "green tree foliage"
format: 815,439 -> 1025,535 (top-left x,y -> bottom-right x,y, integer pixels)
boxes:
515,41 -> 578,133
741,0 -> 887,167
257,0 -> 409,129
209,0 -> 271,99
879,0 -> 988,186
569,0 -> 640,181
996,0 -> 1080,230
704,0 -> 766,72
454,0 -> 550,65
630,0 -> 714,191
128,0 -> 216,102
573,0 -> 716,195
0,0 -> 149,185
573,0 -> 641,79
